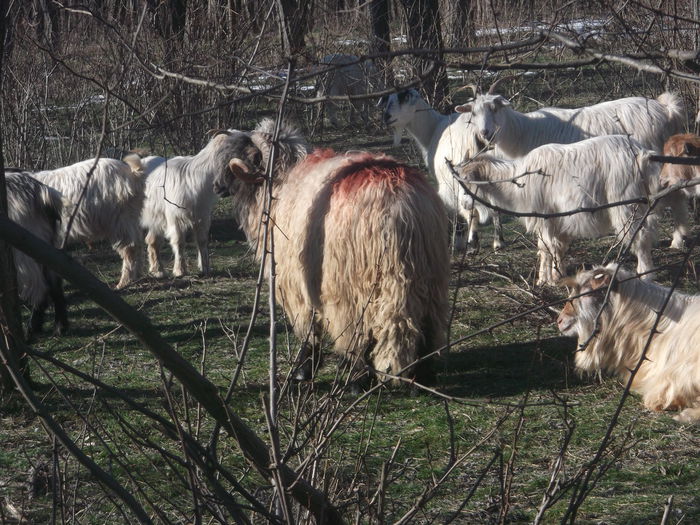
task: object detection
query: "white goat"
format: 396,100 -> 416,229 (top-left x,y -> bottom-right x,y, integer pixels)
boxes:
381,88 -> 503,250
317,54 -> 380,127
459,135 -> 658,285
558,264 -> 700,422
457,89 -> 687,248
456,90 -> 683,156
6,172 -> 68,336
141,133 -> 258,278
30,156 -> 145,289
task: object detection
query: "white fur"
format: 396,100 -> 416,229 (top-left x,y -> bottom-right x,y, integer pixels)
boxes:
141,134 -> 251,277
214,119 -> 450,385
460,135 -> 658,285
6,172 -> 69,334
381,89 -> 503,250
29,156 -> 145,289
558,264 -> 700,422
457,91 -> 687,249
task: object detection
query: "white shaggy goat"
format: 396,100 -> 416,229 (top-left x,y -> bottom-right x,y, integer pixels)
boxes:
316,53 -> 381,127
558,264 -> 700,423
458,135 -> 657,286
29,156 -> 145,289
213,119 -> 450,385
456,89 -> 688,248
455,90 -> 684,157
380,88 -> 503,250
141,134 -> 259,278
6,172 -> 68,336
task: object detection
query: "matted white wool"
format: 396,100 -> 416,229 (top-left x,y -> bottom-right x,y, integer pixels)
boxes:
30,155 -> 145,289
381,88 -> 502,250
558,264 -> 700,423
459,135 -> 658,286
216,119 -> 450,384
456,90 -> 688,249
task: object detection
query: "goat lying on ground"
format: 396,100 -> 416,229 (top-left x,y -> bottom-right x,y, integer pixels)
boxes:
213,119 -> 450,385
458,135 -> 657,285
6,171 -> 68,336
558,264 -> 700,423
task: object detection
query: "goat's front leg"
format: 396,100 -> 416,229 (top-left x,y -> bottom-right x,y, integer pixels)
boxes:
665,192 -> 689,250
536,237 -> 552,286
168,229 -> 188,277
195,219 -> 211,276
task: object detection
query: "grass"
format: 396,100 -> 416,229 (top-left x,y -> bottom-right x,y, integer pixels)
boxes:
2,116 -> 700,524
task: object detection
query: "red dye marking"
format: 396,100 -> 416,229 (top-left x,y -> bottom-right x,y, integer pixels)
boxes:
304,148 -> 337,166
331,153 -> 429,197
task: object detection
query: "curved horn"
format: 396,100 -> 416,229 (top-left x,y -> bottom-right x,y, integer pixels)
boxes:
455,83 -> 480,99
487,75 -> 518,95
228,158 -> 264,184
207,128 -> 231,137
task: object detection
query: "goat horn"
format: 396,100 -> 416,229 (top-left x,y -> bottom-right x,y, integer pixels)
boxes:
207,128 -> 231,137
487,75 -> 518,95
229,158 -> 264,184
454,83 -> 479,98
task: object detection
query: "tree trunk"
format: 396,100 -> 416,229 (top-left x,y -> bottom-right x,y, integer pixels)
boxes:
399,0 -> 448,109
369,0 -> 393,87
275,0 -> 312,58
0,0 -> 28,394
441,0 -> 474,48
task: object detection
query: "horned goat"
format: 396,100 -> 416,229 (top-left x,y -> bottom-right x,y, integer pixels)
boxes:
316,54 -> 381,127
558,264 -> 700,423
458,135 -> 657,286
456,86 -> 688,248
213,119 -> 450,385
141,135 -> 249,278
380,88 -> 504,250
29,156 -> 145,289
6,172 -> 68,336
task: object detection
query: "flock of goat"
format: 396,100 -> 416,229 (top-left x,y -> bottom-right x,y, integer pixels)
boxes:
6,66 -> 700,421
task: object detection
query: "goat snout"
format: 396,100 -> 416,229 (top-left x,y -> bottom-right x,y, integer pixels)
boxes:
382,111 -> 394,126
479,129 -> 495,142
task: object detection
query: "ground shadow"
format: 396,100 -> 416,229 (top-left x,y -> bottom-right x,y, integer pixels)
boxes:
438,336 -> 579,398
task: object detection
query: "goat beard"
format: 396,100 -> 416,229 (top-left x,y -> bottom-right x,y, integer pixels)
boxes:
392,127 -> 403,147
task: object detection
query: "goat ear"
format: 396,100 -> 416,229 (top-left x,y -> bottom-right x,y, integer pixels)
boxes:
228,158 -> 264,184
589,271 -> 612,291
455,103 -> 472,113
556,276 -> 578,289
494,96 -> 510,109
684,142 -> 700,156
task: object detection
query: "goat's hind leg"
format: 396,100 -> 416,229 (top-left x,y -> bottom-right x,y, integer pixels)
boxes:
47,270 -> 68,335
146,230 -> 165,278
492,212 -> 505,251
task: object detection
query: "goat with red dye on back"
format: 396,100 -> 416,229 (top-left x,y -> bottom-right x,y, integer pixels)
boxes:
213,119 -> 450,386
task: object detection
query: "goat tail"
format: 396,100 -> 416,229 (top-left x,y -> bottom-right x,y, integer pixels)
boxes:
123,153 -> 145,177
656,92 -> 685,132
